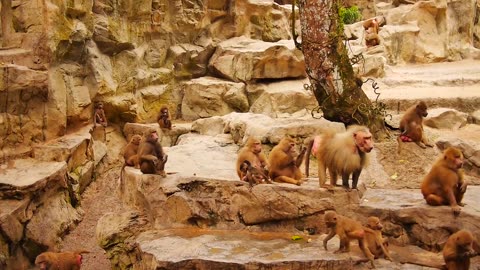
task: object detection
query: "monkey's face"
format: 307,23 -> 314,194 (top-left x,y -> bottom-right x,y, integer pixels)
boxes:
354,131 -> 374,153
147,131 -> 159,143
324,212 -> 337,228
131,135 -> 142,145
367,217 -> 382,230
35,255 -> 49,270
160,108 -> 169,118
416,102 -> 428,117
251,141 -> 262,154
445,148 -> 464,169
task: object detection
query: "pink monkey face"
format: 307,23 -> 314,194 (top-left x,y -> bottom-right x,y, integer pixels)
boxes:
354,131 -> 374,153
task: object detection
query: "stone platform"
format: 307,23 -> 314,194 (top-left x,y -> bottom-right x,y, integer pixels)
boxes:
131,228 -> 443,270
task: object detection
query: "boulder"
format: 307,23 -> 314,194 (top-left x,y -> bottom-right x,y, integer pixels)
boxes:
208,37 -> 306,82
220,113 -> 345,145
96,211 -> 149,270
247,79 -> 318,117
181,77 -> 248,121
470,109 -> 480,124
358,187 -> 480,251
92,16 -> 135,56
0,159 -> 81,267
169,43 -> 215,78
424,108 -> 468,129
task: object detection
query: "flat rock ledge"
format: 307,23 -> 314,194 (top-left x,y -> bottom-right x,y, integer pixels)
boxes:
0,159 -> 82,269
357,187 -> 480,252
131,229 -> 442,270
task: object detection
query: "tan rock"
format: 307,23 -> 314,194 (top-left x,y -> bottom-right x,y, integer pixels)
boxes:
208,37 -> 305,82
424,108 -> 468,129
248,79 -> 318,117
181,77 -> 248,121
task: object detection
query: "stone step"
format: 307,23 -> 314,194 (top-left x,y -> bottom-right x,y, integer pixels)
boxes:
0,158 -> 67,199
32,125 -> 107,194
0,158 -> 82,268
130,228 -> 442,270
358,187 -> 480,251
363,59 -> 480,112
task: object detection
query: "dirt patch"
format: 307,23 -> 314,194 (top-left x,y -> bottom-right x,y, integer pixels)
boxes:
58,126 -> 131,270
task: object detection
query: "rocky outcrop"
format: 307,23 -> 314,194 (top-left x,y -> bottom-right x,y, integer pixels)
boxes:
181,77 -> 249,121
0,159 -> 81,269
208,37 -> 306,82
0,125 -> 106,268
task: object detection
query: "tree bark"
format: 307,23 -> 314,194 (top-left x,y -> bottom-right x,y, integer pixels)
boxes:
296,0 -> 387,138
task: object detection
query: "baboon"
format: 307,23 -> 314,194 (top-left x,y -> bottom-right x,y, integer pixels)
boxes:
421,147 -> 466,215
443,230 -> 480,270
268,137 -> 306,185
398,101 -> 433,152
239,160 -> 271,186
364,216 -> 393,261
323,210 -> 375,268
157,106 -> 172,130
138,129 -> 168,177
305,125 -> 373,190
236,138 -> 269,181
35,250 -> 89,270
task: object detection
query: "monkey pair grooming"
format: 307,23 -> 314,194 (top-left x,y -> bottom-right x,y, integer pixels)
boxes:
35,250 -> 89,270
323,210 -> 375,268
305,125 -> 373,190
421,147 -> 466,215
236,138 -> 269,183
157,106 -> 172,130
268,137 -> 306,185
443,230 -> 480,270
398,101 -> 433,152
137,129 -> 168,177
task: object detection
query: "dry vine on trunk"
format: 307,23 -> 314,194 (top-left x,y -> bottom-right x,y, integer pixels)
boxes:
293,0 -> 389,139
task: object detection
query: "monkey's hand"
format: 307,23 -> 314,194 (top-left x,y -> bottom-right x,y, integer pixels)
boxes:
299,146 -> 306,155
451,205 -> 462,216
463,250 -> 478,258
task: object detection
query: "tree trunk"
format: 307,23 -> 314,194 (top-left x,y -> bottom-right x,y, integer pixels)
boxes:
1,0 -> 13,47
296,0 -> 387,138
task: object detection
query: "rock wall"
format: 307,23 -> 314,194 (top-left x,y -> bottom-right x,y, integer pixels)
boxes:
0,0 -> 479,161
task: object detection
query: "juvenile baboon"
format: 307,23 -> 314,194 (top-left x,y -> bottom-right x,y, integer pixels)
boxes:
421,147 -> 466,215
268,137 -> 306,185
323,210 -> 375,268
236,138 -> 269,181
398,101 -> 433,152
157,106 -> 172,130
35,250 -> 89,270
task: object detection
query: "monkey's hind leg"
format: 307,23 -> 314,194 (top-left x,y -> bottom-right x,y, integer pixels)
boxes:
274,176 -> 302,186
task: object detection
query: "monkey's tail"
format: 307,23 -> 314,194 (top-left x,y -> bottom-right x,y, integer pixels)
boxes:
304,137 -> 314,177
75,250 -> 90,254
385,121 -> 400,131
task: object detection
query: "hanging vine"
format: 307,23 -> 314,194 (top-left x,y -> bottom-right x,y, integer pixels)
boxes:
292,0 -> 390,130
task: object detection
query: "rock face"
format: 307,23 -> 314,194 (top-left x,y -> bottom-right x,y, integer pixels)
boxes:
0,126 -> 106,268
1,0 -> 479,163
0,159 -> 81,269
